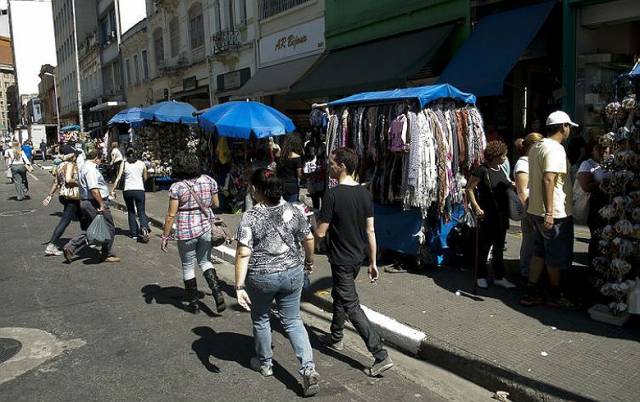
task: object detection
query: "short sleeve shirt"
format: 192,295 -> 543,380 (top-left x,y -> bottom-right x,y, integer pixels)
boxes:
514,156 -> 530,199
169,175 -> 219,240
578,158 -> 608,183
527,138 -> 573,218
235,201 -> 310,275
79,161 -> 109,200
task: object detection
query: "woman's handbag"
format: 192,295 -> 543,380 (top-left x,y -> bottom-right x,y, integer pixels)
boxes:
186,182 -> 229,247
59,163 -> 80,201
485,169 -> 526,221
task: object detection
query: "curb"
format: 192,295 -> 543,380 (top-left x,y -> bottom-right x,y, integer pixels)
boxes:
112,198 -> 588,402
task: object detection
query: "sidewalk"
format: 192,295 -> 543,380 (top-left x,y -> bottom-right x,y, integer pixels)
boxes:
112,189 -> 640,402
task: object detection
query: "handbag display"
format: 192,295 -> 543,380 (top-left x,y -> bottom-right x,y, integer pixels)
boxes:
185,181 -> 229,247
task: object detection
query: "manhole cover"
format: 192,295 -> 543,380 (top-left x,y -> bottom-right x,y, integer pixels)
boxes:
0,338 -> 22,363
0,209 -> 37,217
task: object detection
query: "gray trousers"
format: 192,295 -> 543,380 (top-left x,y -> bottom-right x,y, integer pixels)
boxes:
519,216 -> 535,277
65,199 -> 116,257
10,165 -> 28,200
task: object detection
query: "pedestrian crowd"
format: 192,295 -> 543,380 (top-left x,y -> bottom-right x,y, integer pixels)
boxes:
3,108 -> 597,397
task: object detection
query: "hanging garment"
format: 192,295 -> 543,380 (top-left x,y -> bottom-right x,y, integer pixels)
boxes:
389,114 -> 408,152
216,137 -> 231,165
326,113 -> 339,156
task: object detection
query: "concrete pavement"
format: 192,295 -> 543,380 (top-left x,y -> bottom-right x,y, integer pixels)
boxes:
0,166 -> 488,401
108,182 -> 640,402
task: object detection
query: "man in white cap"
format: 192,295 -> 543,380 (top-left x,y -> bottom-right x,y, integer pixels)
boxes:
520,111 -> 578,309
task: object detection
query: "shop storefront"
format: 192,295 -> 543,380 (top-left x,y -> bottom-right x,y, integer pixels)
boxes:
215,68 -> 251,103
564,0 -> 640,140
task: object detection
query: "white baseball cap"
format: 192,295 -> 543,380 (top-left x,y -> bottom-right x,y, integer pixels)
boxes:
546,111 -> 579,127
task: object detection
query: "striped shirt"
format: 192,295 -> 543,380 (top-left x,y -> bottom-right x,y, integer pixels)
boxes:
169,175 -> 219,240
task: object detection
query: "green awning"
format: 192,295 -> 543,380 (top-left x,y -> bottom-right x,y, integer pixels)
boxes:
289,24 -> 454,99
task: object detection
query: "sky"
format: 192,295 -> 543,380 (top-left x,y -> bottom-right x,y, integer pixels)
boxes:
120,0 -> 146,34
8,0 -> 57,95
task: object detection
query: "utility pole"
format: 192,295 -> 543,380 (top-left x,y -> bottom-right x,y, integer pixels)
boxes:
71,0 -> 84,133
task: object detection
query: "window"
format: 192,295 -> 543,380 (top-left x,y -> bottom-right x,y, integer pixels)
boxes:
125,58 -> 131,87
153,28 -> 164,65
213,0 -> 222,33
169,17 -> 180,57
227,0 -> 235,30
134,54 -> 140,85
189,3 -> 204,49
142,50 -> 149,80
239,0 -> 247,25
113,62 -> 121,89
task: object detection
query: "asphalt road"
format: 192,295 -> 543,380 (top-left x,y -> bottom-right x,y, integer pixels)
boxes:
0,166 -> 463,401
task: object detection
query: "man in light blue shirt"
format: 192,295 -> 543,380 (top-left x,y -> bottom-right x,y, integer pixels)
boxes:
63,149 -> 120,263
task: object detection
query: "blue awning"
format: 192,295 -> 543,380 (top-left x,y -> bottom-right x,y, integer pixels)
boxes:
329,84 -> 476,109
630,62 -> 640,78
438,1 -> 555,97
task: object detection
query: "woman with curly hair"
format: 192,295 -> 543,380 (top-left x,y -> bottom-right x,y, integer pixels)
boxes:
465,140 -> 517,289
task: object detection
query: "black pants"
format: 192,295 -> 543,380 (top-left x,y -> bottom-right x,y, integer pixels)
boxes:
123,190 -> 149,238
477,216 -> 508,279
330,264 -> 387,361
49,197 -> 82,244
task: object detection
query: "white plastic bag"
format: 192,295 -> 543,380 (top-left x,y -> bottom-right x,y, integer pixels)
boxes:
87,214 -> 111,244
572,180 -> 590,225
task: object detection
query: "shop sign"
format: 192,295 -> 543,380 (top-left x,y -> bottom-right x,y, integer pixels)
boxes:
259,18 -> 324,66
183,76 -> 197,91
217,68 -> 251,92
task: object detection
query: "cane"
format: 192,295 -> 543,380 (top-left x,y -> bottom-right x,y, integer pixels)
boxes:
472,220 -> 479,295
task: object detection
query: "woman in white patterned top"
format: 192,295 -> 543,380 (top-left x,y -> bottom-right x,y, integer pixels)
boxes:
234,168 -> 319,397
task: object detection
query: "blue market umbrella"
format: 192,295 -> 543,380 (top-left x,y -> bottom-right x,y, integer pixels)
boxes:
60,124 -> 80,132
140,100 -> 197,124
108,107 -> 145,128
198,101 -> 295,139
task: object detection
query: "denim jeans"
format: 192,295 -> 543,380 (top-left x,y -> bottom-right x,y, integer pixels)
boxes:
123,190 -> 149,237
283,193 -> 299,203
330,264 -> 387,361
65,199 -> 116,257
519,216 -> 535,277
49,197 -> 81,244
10,165 -> 28,200
176,231 -> 213,281
246,266 -> 315,374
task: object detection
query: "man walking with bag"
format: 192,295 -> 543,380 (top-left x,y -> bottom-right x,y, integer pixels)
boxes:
63,149 -> 120,263
315,147 -> 393,377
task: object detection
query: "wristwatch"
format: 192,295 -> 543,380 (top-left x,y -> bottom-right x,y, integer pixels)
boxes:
235,285 -> 245,291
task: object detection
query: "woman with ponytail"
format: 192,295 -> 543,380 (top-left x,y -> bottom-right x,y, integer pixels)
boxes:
234,168 -> 319,396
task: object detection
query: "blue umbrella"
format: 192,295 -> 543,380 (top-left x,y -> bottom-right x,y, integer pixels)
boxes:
60,124 -> 80,132
108,107 -> 145,128
140,100 -> 197,124
198,101 -> 295,139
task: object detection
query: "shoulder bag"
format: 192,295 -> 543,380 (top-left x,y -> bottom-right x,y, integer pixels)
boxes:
59,162 -> 80,201
484,169 -> 527,221
185,181 -> 229,247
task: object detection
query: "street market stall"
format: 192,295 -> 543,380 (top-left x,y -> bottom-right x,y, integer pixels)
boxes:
58,124 -> 81,144
323,84 -> 485,266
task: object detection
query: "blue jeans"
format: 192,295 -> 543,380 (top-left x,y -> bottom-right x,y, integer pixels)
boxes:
123,190 -> 149,237
49,197 -> 81,244
246,266 -> 314,374
283,193 -> 299,203
177,231 -> 214,281
519,216 -> 535,277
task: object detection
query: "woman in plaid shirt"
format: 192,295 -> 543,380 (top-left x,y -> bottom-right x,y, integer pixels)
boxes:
160,153 -> 226,314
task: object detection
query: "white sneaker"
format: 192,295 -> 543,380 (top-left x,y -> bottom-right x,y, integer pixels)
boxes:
45,244 -> 63,256
476,278 -> 489,289
495,278 -> 516,289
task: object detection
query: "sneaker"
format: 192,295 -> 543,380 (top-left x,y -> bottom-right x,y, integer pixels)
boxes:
319,334 -> 344,351
63,248 -> 74,263
520,292 -> 543,306
45,244 -> 63,256
103,256 -> 121,263
384,264 -> 407,274
302,367 -> 320,397
547,296 -> 580,310
250,357 -> 273,377
494,278 -> 516,289
476,278 -> 489,289
368,356 -> 394,377
139,228 -> 150,243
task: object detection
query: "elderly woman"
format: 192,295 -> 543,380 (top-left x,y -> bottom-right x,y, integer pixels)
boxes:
234,168 -> 319,397
160,152 -> 226,314
514,133 -> 544,277
465,140 -> 517,289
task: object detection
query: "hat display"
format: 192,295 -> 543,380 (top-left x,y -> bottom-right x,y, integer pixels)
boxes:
546,111 -> 579,127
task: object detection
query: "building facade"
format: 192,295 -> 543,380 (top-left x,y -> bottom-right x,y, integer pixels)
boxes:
37,64 -> 58,126
121,18 -> 150,108
0,34 -> 15,136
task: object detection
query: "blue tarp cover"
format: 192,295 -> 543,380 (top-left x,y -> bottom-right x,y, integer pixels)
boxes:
108,107 -> 145,128
374,205 -> 422,256
60,124 -> 80,132
438,1 -> 555,97
630,62 -> 640,78
329,84 -> 476,109
140,100 -> 197,124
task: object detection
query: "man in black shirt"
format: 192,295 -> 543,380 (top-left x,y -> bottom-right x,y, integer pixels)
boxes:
316,147 -> 393,377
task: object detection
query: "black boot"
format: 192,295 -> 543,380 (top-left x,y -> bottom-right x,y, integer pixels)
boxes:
203,269 -> 226,313
183,278 -> 199,314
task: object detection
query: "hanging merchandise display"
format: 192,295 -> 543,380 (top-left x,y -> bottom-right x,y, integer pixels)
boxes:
322,85 -> 485,264
591,66 -> 640,321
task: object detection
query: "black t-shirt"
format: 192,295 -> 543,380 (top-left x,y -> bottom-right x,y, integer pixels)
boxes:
319,184 -> 374,265
471,165 -> 511,219
278,157 -> 303,195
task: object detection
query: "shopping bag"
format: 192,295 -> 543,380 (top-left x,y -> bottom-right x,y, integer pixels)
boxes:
86,214 -> 111,244
572,180 -> 590,225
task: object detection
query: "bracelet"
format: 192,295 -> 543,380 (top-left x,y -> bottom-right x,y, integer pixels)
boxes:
235,285 -> 245,291
160,234 -> 171,241
544,213 -> 553,217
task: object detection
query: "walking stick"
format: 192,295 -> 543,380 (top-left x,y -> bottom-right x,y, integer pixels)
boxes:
472,221 -> 479,295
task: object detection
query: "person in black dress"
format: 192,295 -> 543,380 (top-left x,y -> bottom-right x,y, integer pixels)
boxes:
277,134 -> 304,202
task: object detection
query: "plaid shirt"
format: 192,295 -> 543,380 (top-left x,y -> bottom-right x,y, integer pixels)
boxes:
169,175 -> 219,240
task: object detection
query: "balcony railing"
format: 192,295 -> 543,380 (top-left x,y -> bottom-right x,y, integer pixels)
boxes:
258,0 -> 311,20
212,29 -> 241,55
